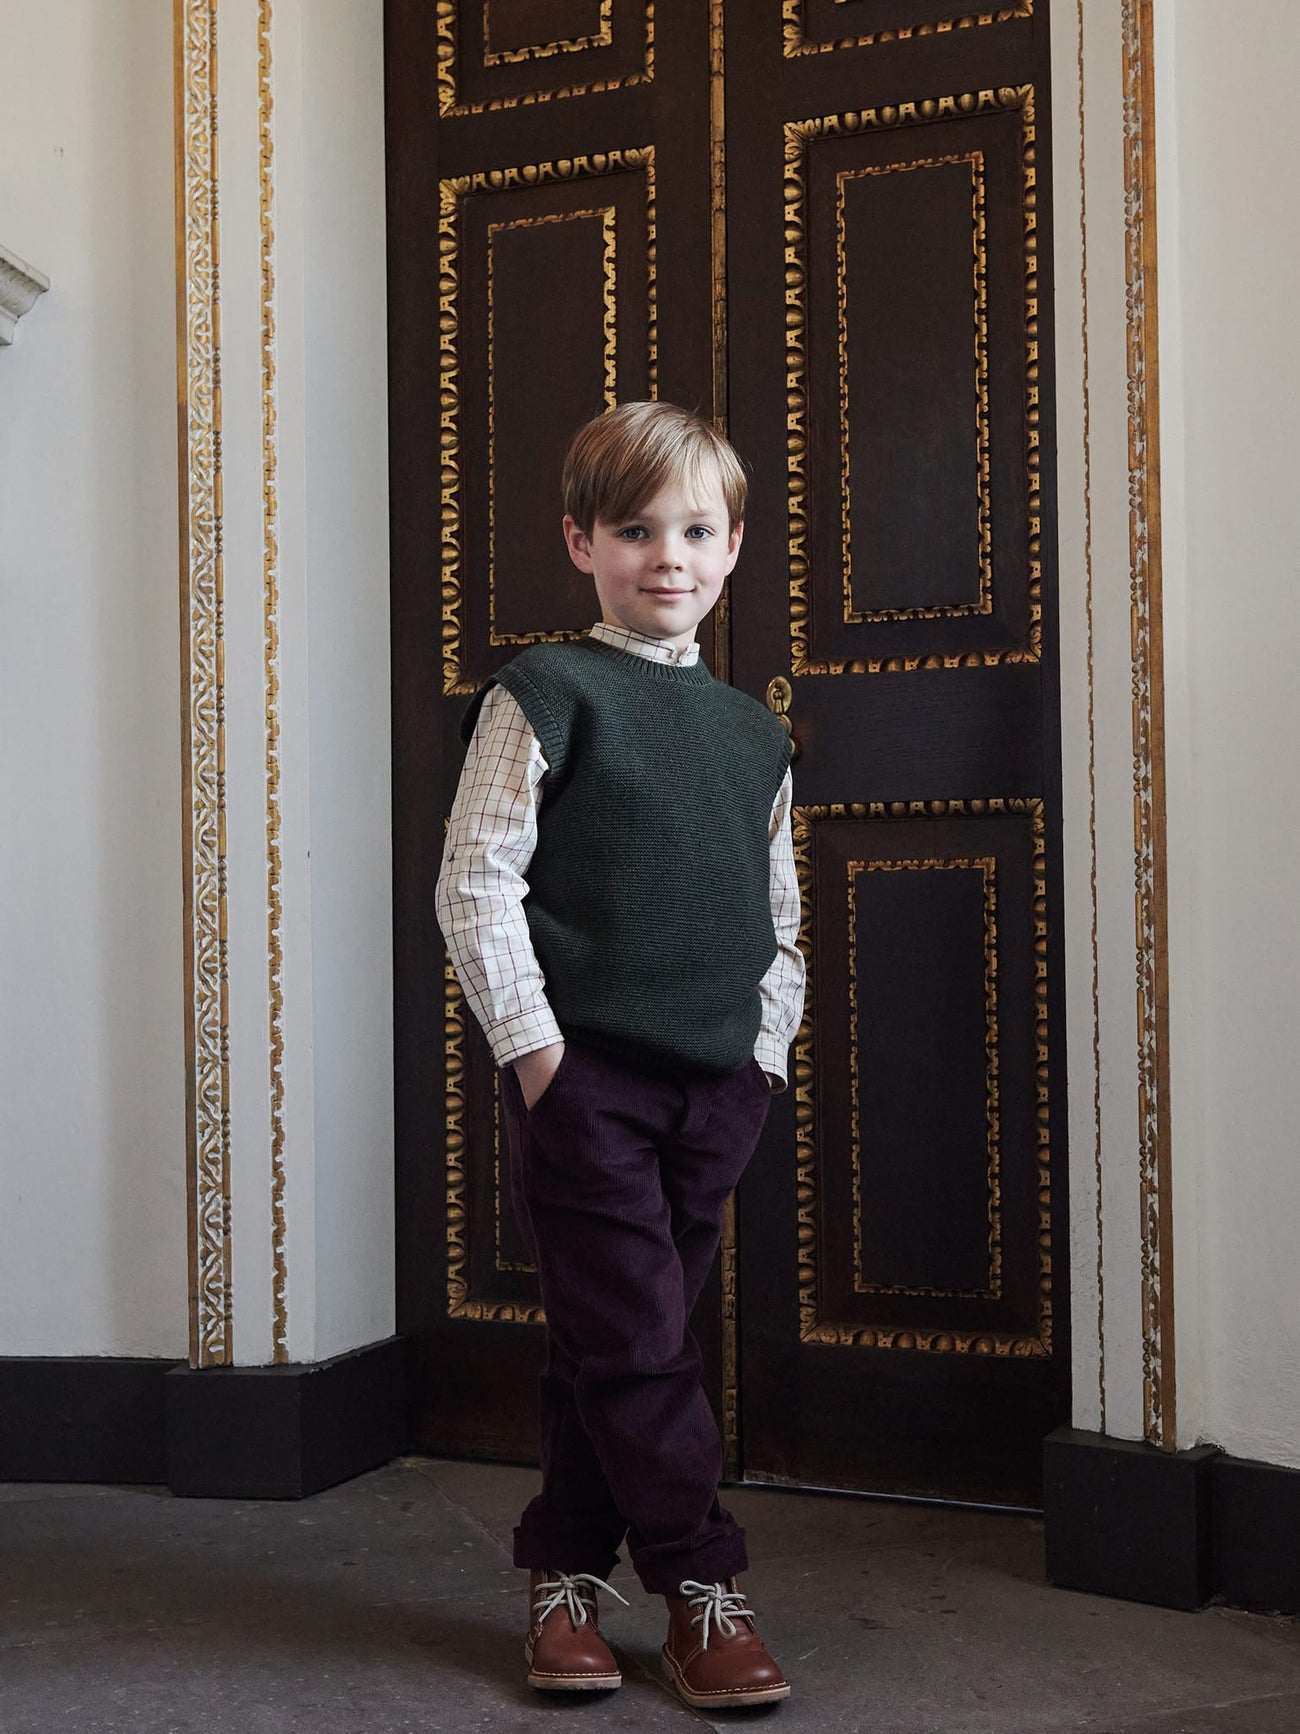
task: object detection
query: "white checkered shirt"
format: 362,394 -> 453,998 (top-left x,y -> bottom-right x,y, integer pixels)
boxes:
434,620 -> 805,1091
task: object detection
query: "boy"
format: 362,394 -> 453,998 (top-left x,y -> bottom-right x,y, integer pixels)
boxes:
434,400 -> 803,1709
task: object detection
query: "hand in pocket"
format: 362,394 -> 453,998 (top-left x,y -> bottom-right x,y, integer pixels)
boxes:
514,1041 -> 566,1111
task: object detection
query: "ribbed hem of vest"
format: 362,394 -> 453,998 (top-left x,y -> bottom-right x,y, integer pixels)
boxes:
579,632 -> 714,684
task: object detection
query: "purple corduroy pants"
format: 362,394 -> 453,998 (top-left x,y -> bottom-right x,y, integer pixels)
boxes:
498,1034 -> 773,1595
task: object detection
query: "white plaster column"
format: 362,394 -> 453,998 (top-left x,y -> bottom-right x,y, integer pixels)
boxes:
176,0 -> 392,1369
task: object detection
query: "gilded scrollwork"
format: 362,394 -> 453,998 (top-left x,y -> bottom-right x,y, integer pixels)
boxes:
257,0 -> 289,1367
783,86 -> 1040,675
836,152 -> 991,624
176,0 -> 231,1369
1121,0 -> 1173,1451
782,0 -> 1032,58
439,149 -> 657,696
438,0 -> 654,118
444,965 -> 546,1324
794,799 -> 1050,1357
486,205 -> 619,650
482,0 -> 612,65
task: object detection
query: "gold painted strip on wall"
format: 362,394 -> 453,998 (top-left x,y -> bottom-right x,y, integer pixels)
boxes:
783,0 -> 1032,57
1074,0 -> 1107,1436
784,86 -> 1041,676
482,0 -> 613,65
257,0 -> 289,1364
835,151 -> 992,624
1121,0 -> 1175,1452
174,0 -> 231,1368
849,857 -> 1002,1298
795,798 -> 1051,1356
437,0 -> 654,117
438,148 -> 657,697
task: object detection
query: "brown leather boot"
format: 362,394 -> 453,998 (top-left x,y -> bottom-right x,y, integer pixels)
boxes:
662,1577 -> 791,1709
525,1569 -> 628,1691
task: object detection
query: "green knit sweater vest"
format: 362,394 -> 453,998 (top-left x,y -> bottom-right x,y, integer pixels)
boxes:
459,634 -> 794,1076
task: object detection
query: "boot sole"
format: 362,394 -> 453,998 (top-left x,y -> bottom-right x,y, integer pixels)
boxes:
663,1652 -> 791,1709
527,1671 -> 622,1691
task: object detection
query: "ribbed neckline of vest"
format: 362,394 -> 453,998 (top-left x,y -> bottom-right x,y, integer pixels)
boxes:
579,633 -> 714,684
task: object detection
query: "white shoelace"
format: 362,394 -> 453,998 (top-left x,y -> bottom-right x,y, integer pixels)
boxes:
679,1579 -> 758,1650
532,1570 -> 629,1628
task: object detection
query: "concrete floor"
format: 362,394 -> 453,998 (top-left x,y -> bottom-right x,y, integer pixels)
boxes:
3,1457 -> 1299,1734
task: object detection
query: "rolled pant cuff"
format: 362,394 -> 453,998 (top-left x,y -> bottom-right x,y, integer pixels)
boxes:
632,1532 -> 750,1596
512,1523 -> 621,1582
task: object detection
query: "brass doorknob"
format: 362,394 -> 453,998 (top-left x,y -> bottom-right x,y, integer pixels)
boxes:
765,675 -> 799,760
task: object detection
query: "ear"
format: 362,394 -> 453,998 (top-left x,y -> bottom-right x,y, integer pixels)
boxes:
563,514 -> 595,573
724,519 -> 745,573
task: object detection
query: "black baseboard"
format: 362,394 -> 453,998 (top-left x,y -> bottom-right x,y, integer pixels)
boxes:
1,1337 -> 410,1500
0,1356 -> 173,1483
166,1335 -> 409,1498
1044,1426 -> 1300,1615
1212,1453 -> 1300,1615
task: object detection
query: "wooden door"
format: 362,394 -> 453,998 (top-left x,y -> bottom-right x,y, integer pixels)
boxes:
386,0 -> 1069,1506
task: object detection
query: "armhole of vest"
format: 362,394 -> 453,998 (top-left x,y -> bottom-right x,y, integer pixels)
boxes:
458,679 -> 497,748
498,665 -> 567,779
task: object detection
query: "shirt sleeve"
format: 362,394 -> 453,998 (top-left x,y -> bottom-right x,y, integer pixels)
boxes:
754,765 -> 805,1092
433,683 -> 564,1069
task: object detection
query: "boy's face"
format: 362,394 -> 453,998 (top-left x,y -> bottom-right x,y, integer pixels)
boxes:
562,478 -> 744,652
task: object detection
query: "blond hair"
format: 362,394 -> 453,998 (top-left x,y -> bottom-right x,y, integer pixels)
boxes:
561,400 -> 748,534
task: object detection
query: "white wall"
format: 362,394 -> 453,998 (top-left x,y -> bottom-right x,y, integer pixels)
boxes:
0,0 -> 187,1356
1164,0 -> 1300,1469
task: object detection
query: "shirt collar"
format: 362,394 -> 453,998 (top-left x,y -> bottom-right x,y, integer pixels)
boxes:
587,620 -> 701,667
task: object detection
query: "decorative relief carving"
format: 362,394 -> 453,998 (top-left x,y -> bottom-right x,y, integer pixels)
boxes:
836,152 -> 992,623
437,0 -> 653,117
445,963 -> 544,1322
849,857 -> 1002,1298
483,0 -> 612,64
783,86 -> 1041,674
793,798 -> 1050,1355
175,0 -> 231,1367
439,149 -> 656,696
486,206 -> 619,647
1121,0 -> 1174,1451
0,244 -> 49,345
257,0 -> 289,1364
783,0 -> 1032,57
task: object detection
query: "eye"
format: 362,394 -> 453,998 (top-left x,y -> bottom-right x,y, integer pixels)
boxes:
616,526 -> 648,541
685,525 -> 714,540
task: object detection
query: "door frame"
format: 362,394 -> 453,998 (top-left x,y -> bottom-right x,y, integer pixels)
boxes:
171,0 -> 1182,1460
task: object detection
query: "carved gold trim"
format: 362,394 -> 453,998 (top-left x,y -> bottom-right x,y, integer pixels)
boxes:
445,962 -> 542,1321
835,152 -> 991,624
784,86 -> 1041,675
438,0 -> 653,118
783,0 -> 1032,56
486,206 -> 618,648
849,857 -> 1002,1298
1074,0 -> 1106,1434
438,148 -> 657,696
257,0 -> 289,1363
175,0 -> 231,1367
795,799 -> 1050,1355
1122,0 -> 1174,1450
706,0 -> 739,1478
483,0 -> 613,65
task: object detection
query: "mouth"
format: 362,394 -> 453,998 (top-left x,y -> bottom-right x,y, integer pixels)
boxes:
643,589 -> 691,598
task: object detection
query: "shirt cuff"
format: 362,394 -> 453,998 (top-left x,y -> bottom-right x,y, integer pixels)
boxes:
753,1035 -> 790,1093
490,1007 -> 566,1070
